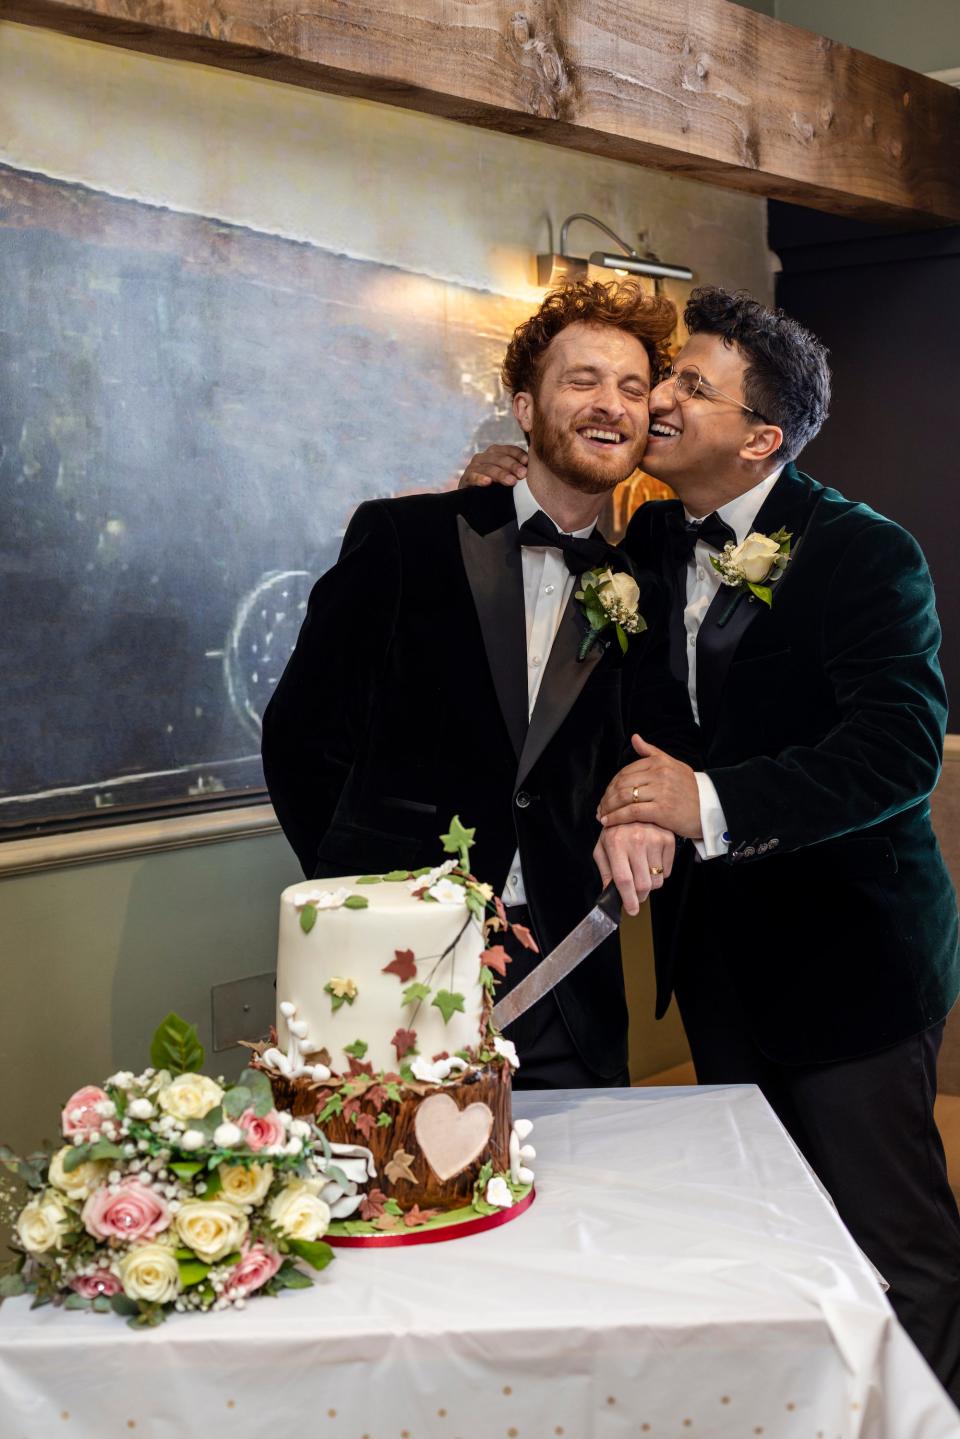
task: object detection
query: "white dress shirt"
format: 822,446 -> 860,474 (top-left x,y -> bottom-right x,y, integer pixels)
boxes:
502,479 -> 596,906
688,467 -> 785,859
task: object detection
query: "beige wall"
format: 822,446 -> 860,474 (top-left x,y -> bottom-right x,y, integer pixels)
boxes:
0,21 -> 790,1144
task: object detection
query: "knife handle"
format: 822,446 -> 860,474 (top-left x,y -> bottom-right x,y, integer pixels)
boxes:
595,881 -> 622,923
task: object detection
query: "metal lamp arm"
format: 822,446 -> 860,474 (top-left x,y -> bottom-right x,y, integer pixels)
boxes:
559,213 -> 639,260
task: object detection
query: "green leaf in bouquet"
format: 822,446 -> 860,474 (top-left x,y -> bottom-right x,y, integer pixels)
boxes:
299,903 -> 318,934
0,1273 -> 27,1299
199,1169 -> 223,1198
747,581 -> 773,607
91,1295 -> 113,1313
615,622 -> 628,655
63,1293 -> 92,1311
236,1067 -> 275,1118
274,1260 -> 312,1290
149,1012 -> 205,1076
177,1259 -> 211,1288
110,1293 -> 141,1317
62,1140 -> 124,1173
222,1085 -> 252,1120
287,1238 -> 335,1272
343,895 -> 369,910
170,1161 -> 205,1181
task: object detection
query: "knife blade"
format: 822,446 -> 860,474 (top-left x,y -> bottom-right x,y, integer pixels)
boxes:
490,883 -> 623,1030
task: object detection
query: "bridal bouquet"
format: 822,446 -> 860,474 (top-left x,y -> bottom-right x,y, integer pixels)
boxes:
0,1014 -> 333,1326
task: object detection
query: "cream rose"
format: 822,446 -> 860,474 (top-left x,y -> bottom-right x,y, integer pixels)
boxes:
157,1073 -> 224,1122
217,1162 -> 274,1207
601,570 -> 640,610
174,1199 -> 248,1262
15,1189 -> 72,1254
268,1182 -> 331,1241
117,1242 -> 180,1304
728,532 -> 780,583
47,1146 -> 110,1201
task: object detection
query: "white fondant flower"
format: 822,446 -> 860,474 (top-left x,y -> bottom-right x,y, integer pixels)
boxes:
493,1036 -> 520,1069
427,878 -> 465,905
485,1176 -> 514,1209
408,860 -> 457,893
292,887 -> 350,911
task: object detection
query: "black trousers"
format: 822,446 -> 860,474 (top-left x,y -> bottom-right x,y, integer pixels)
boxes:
675,944 -> 960,1407
501,904 -> 630,1090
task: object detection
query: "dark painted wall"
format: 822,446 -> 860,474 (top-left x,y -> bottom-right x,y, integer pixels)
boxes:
770,201 -> 960,724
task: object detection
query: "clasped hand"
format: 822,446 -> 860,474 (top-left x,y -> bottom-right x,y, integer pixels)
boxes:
599,736 -> 704,842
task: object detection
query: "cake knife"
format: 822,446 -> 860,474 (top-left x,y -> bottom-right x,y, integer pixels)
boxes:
490,882 -> 623,1029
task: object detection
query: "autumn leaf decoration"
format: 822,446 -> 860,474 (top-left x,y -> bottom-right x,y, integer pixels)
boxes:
480,946 -> 511,978
383,949 -> 417,982
391,1028 -> 418,1061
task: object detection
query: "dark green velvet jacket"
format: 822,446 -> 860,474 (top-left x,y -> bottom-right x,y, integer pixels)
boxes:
624,463 -> 960,1065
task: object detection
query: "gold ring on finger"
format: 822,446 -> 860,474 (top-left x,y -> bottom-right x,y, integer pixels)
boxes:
631,785 -> 642,801
650,865 -> 664,876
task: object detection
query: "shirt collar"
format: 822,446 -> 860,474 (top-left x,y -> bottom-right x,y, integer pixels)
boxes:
513,478 -> 596,540
685,465 -> 785,544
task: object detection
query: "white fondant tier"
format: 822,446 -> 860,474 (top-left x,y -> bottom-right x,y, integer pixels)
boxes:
275,877 -> 487,1075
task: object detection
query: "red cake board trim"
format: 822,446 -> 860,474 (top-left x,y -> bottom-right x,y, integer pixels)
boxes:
327,1186 -> 536,1248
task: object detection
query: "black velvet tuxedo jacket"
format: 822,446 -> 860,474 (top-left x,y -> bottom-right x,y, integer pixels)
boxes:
624,463 -> 960,1066
262,483 -> 698,1078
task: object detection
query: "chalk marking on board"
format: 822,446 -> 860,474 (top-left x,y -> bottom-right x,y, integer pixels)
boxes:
224,570 -> 311,744
0,756 -> 260,808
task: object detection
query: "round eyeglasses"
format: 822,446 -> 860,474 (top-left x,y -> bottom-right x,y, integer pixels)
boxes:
664,365 -> 769,423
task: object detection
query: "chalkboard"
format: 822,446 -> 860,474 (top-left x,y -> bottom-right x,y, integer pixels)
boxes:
0,165 -> 528,837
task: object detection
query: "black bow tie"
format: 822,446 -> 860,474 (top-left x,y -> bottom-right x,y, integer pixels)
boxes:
664,507 -> 736,565
517,509 -> 621,576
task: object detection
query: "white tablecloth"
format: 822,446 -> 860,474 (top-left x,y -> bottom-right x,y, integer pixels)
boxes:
2,1086 -> 957,1438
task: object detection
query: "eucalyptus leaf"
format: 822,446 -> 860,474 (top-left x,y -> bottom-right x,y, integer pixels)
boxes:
275,1261 -> 313,1290
62,1140 -> 124,1173
63,1293 -> 92,1311
222,1086 -> 252,1120
110,1293 -> 141,1317
323,1164 -> 352,1190
237,1068 -> 274,1117
91,1295 -> 113,1313
0,1274 -> 26,1298
149,1012 -> 205,1076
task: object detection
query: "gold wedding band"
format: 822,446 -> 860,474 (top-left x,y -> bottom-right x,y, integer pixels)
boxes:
650,865 -> 664,876
631,785 -> 642,801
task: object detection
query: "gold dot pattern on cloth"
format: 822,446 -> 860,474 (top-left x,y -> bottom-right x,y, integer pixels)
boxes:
508,1429 -> 518,1437
327,1412 -> 336,1420
502,1386 -> 512,1395
226,1401 -> 236,1410
127,1424 -> 136,1431
606,1396 -> 616,1406
720,1395 -> 731,1404
60,1415 -> 69,1423
785,1402 -> 795,1411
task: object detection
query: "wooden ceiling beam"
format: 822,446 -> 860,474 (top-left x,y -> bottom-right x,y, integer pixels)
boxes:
6,0 -> 960,226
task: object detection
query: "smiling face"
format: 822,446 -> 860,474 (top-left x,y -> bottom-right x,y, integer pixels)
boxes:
642,333 -> 781,503
513,322 -> 652,496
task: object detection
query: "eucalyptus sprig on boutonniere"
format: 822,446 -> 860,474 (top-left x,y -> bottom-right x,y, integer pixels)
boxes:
711,528 -> 792,608
574,568 -> 647,660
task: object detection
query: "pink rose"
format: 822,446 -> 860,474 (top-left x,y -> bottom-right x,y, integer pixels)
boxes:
70,1269 -> 122,1299
223,1241 -> 281,1297
62,1086 -> 112,1140
82,1178 -> 171,1243
237,1108 -> 285,1152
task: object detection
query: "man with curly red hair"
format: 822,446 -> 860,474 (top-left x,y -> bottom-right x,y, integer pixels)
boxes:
263,281 -> 698,1089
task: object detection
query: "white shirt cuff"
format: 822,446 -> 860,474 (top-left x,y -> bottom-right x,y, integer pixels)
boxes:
693,772 -> 730,861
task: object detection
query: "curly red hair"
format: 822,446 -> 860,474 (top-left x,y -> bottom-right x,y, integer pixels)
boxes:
501,280 -> 676,396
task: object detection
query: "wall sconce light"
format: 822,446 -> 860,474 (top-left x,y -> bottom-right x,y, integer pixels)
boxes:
537,213 -> 693,287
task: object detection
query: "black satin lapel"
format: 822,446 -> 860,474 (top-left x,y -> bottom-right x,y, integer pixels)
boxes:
695,465 -> 818,738
457,513 -> 528,760
516,594 -> 601,785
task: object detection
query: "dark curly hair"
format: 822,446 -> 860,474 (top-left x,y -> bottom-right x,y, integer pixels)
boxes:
501,280 -> 676,398
684,287 -> 831,463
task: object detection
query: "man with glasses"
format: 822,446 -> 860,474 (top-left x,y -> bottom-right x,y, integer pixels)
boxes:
460,284 -> 960,1401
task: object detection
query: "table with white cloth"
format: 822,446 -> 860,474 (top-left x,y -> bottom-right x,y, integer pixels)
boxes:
1,1085 -> 957,1439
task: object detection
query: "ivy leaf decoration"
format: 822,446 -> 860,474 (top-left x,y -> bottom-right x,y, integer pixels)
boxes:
324,979 -> 358,1012
401,981 -> 431,1006
343,895 -> 369,910
376,1112 -> 393,1128
510,922 -> 540,954
355,875 -> 383,884
149,1012 -> 205,1076
480,946 -> 511,978
383,869 -> 414,882
431,990 -> 466,1025
383,949 -> 417,983
317,1093 -> 344,1124
299,903 -> 318,933
440,815 -> 476,871
343,1039 -> 368,1061
390,1027 -> 418,1061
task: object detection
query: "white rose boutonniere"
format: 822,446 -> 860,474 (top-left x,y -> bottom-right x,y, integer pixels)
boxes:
711,528 -> 792,607
574,567 -> 647,660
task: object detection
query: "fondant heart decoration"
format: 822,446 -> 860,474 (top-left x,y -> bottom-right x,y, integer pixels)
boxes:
414,1094 -> 494,1181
